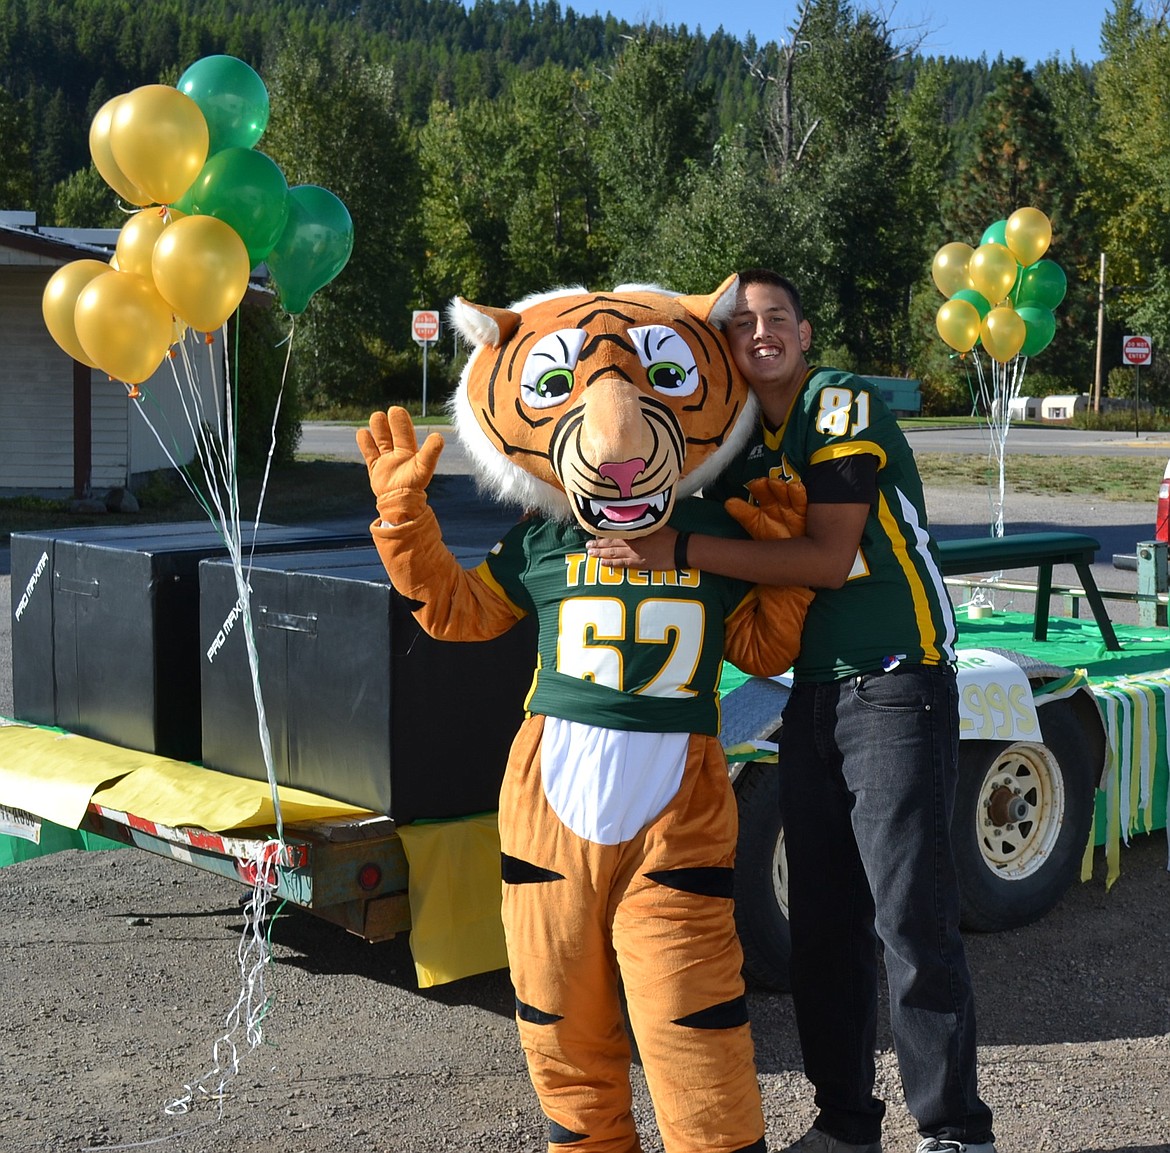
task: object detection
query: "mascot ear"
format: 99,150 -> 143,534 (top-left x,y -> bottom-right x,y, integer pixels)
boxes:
449,297 -> 522,349
675,273 -> 739,329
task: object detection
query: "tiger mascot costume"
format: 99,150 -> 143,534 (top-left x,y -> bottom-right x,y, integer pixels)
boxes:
359,276 -> 813,1153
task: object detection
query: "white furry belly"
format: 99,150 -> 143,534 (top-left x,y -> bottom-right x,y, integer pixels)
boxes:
541,717 -> 689,845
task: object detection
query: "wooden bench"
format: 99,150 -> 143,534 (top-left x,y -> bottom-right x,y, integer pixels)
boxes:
937,531 -> 1121,651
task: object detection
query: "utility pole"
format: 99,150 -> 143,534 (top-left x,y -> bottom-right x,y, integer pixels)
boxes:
1093,252 -> 1105,413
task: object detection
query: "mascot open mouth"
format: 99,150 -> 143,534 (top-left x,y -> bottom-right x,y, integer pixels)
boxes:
574,486 -> 672,534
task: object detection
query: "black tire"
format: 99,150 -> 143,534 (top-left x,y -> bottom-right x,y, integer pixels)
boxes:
732,761 -> 791,991
953,698 -> 1098,932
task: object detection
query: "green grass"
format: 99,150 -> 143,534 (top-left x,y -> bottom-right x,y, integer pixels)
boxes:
915,452 -> 1166,502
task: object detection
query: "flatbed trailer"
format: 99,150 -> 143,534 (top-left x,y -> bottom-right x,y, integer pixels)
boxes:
3,527 -> 1168,990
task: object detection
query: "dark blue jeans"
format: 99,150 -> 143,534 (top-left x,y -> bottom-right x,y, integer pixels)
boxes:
777,664 -> 995,1147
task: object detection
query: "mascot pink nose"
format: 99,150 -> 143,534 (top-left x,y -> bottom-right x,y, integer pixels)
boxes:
598,458 -> 647,499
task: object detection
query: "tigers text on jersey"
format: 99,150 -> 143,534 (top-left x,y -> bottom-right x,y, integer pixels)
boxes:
476,499 -> 755,735
706,367 -> 957,682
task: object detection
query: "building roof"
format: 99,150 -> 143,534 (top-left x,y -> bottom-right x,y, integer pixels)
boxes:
0,210 -> 273,299
0,211 -> 117,262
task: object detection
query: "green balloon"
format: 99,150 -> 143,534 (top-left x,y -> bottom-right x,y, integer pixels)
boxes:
265,185 -> 354,315
1016,260 -> 1067,311
981,219 -> 1008,247
183,147 -> 289,266
1017,305 -> 1056,356
177,55 -> 270,155
952,287 -> 991,319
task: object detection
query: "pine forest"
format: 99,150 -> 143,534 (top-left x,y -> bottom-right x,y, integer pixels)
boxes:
3,0 -> 1168,429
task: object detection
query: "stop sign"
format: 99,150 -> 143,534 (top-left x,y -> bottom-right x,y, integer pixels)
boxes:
412,309 -> 440,344
1123,334 -> 1152,365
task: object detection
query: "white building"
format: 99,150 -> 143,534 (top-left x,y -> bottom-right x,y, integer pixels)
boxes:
1007,396 -> 1041,421
0,211 -> 232,499
1040,394 -> 1089,423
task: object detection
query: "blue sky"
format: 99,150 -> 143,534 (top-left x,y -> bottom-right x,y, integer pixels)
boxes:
563,1 -> 1108,67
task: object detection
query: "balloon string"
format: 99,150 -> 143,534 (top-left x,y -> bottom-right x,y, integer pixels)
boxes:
970,350 -> 1030,542
127,324 -> 285,844
251,318 -> 294,541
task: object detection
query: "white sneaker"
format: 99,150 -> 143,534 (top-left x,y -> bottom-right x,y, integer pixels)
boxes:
781,1127 -> 883,1153
914,1139 -> 998,1153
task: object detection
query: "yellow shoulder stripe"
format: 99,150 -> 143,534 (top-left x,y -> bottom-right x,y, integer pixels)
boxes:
809,438 -> 888,468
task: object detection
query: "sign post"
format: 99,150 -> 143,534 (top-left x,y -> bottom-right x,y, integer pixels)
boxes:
1122,334 -> 1153,438
411,310 -> 441,417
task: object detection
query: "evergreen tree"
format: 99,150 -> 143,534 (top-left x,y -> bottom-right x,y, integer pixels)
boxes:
497,62 -> 599,295
417,96 -> 514,306
589,35 -> 711,281
751,0 -> 917,370
0,84 -> 34,209
1091,0 -> 1170,405
263,33 -> 424,411
943,61 -> 1092,387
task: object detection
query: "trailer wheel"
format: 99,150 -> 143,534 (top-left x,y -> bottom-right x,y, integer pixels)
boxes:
954,699 -> 1097,932
732,761 -> 791,991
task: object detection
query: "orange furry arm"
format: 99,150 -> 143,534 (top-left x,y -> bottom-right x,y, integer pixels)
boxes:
723,584 -> 815,677
370,508 -> 523,642
722,476 -> 814,675
360,407 -> 521,641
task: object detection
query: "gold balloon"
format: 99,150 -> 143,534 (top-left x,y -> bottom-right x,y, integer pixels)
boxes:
931,242 -> 974,297
89,96 -> 153,206
968,243 -> 1019,305
74,270 -> 175,384
115,207 -> 185,279
980,306 -> 1027,363
935,299 -> 981,353
1005,207 -> 1052,267
41,260 -> 113,367
109,85 -> 209,206
151,214 -> 251,332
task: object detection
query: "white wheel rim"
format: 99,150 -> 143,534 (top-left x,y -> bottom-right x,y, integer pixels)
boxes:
974,742 -> 1066,879
772,828 -> 790,918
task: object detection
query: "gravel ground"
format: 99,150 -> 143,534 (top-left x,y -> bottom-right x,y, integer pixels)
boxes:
2,480 -> 1169,1153
0,833 -> 1167,1153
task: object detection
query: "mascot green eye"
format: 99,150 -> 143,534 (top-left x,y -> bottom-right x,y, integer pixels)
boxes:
521,327 -> 587,410
535,369 -> 574,400
628,324 -> 700,398
647,362 -> 687,392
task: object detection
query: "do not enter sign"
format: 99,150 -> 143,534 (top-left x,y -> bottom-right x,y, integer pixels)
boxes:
412,309 -> 440,344
1123,334 -> 1152,366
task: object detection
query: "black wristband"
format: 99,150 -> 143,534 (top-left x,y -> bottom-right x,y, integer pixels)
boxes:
674,530 -> 692,571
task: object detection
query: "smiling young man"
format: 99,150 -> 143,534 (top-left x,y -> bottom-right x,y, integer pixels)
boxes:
588,268 -> 997,1153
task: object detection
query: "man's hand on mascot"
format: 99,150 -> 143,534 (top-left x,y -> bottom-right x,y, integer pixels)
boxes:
357,407 -> 444,501
586,525 -> 677,572
725,478 -> 808,542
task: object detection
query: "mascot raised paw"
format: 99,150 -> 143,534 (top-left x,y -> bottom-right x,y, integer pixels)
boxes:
358,277 -> 813,1153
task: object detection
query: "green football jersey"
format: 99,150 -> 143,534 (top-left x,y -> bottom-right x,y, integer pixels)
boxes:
705,367 -> 957,682
476,499 -> 755,735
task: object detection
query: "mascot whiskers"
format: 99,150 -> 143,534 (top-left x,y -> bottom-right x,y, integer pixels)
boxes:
359,276 -> 813,1153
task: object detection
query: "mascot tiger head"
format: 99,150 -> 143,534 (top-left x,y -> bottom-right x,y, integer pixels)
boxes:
447,276 -> 756,538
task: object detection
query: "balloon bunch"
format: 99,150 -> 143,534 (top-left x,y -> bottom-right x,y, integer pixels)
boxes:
42,54 -> 354,386
932,206 -> 1066,364
39,65 -> 358,1090
930,206 -> 1065,542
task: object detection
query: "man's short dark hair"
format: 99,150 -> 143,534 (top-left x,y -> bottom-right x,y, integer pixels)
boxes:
736,267 -> 804,323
